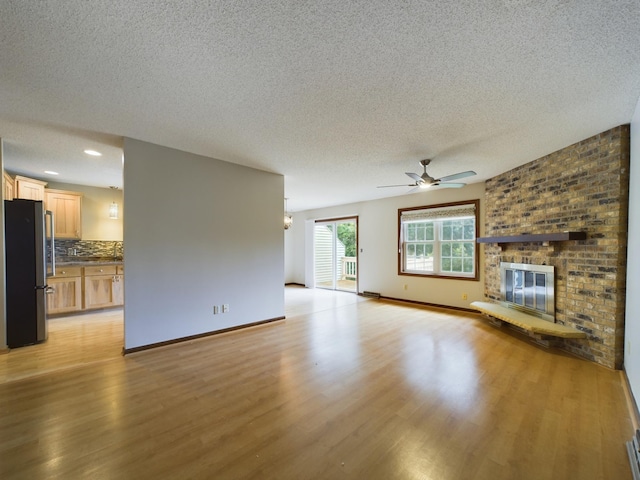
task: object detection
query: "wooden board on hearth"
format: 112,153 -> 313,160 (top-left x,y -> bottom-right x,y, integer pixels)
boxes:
470,301 -> 587,339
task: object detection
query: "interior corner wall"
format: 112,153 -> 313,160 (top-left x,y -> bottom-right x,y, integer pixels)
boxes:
122,138 -> 284,350
287,183 -> 486,310
0,138 -> 7,350
625,100 -> 640,399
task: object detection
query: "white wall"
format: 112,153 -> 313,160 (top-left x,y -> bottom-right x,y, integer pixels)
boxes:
285,183 -> 485,309
122,138 -> 284,350
46,181 -> 123,240
625,101 -> 640,398
284,226 -> 295,283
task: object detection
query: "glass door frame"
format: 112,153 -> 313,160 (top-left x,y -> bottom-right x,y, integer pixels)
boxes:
314,216 -> 358,293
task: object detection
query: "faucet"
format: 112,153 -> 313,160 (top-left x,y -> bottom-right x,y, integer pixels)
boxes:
113,241 -> 123,260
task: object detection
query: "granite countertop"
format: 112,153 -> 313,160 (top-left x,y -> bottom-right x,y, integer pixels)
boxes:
56,256 -> 124,266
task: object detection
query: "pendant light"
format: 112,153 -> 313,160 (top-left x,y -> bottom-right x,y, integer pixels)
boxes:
109,186 -> 119,219
284,198 -> 293,230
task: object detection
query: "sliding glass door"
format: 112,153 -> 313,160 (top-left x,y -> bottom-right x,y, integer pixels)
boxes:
314,217 -> 357,292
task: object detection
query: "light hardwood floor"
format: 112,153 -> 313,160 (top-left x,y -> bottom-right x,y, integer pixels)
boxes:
0,286 -> 634,479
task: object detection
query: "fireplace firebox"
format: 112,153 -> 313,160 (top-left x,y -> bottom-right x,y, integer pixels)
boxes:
500,262 -> 555,322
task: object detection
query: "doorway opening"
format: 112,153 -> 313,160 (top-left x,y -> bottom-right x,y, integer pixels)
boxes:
314,217 -> 358,293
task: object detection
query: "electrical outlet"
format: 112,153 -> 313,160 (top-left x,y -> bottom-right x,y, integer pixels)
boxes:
213,305 -> 219,314
403,284 -> 408,290
222,304 -> 229,313
461,293 -> 468,300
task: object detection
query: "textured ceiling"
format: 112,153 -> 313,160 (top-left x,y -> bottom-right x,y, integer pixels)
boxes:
1,1 -> 640,212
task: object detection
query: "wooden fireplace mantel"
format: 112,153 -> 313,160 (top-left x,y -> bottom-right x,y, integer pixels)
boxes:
476,231 -> 587,245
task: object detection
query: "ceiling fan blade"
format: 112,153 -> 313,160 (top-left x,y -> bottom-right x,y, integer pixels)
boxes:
437,170 -> 477,182
430,182 -> 466,189
377,183 -> 417,188
405,172 -> 423,183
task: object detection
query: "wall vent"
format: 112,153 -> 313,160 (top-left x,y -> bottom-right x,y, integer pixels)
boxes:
362,291 -> 381,298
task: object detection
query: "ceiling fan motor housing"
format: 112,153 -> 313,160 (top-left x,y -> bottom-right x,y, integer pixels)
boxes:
420,159 -> 435,183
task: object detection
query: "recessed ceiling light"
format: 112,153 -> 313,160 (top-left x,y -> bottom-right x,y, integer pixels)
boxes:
84,149 -> 102,156
44,170 -> 59,175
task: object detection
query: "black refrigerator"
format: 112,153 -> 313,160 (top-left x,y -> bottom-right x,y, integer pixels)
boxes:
5,199 -> 55,348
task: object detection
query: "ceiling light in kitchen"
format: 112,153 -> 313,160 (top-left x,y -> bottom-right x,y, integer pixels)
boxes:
109,202 -> 119,219
109,186 -> 119,219
44,170 -> 59,175
284,198 -> 293,230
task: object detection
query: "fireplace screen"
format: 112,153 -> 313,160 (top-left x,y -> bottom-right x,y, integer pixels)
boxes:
500,262 -> 555,322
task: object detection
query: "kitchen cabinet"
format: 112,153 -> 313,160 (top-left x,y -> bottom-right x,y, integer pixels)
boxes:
15,175 -> 47,200
112,274 -> 124,306
47,263 -> 125,315
45,189 -> 83,239
113,265 -> 124,305
3,171 -> 14,199
46,267 -> 83,315
84,265 -> 118,310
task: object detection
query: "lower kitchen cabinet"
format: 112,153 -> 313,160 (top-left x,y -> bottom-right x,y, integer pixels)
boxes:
48,264 -> 125,315
84,265 -> 118,310
112,274 -> 124,306
46,267 -> 83,315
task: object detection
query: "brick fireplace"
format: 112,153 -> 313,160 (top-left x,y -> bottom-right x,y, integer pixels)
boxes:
482,125 -> 630,369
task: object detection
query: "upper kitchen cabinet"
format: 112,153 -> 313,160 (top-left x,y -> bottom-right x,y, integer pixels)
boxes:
3,171 -> 15,199
15,175 -> 48,200
45,189 -> 83,239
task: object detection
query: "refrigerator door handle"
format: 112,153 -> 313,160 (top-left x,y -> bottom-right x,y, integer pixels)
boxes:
45,210 -> 55,277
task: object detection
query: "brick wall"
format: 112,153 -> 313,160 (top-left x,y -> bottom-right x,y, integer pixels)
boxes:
483,125 -> 630,369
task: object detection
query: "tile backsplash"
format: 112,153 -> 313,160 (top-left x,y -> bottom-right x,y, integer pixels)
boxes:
56,240 -> 123,259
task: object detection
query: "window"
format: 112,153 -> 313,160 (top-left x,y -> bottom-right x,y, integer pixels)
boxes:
399,200 -> 479,280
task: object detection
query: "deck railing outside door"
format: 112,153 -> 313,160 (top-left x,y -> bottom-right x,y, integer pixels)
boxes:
341,257 -> 357,280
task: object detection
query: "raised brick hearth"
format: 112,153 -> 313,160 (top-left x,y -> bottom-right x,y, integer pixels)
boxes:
482,125 -> 630,369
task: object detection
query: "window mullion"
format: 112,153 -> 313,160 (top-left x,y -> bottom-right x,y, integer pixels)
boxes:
434,220 -> 441,273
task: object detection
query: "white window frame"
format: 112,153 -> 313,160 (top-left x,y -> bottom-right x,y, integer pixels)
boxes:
398,200 -> 479,280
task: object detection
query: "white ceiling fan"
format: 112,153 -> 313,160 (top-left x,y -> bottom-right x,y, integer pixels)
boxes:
377,159 -> 476,192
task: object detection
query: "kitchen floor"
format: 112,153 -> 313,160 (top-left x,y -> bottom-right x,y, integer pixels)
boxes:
0,308 -> 124,383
